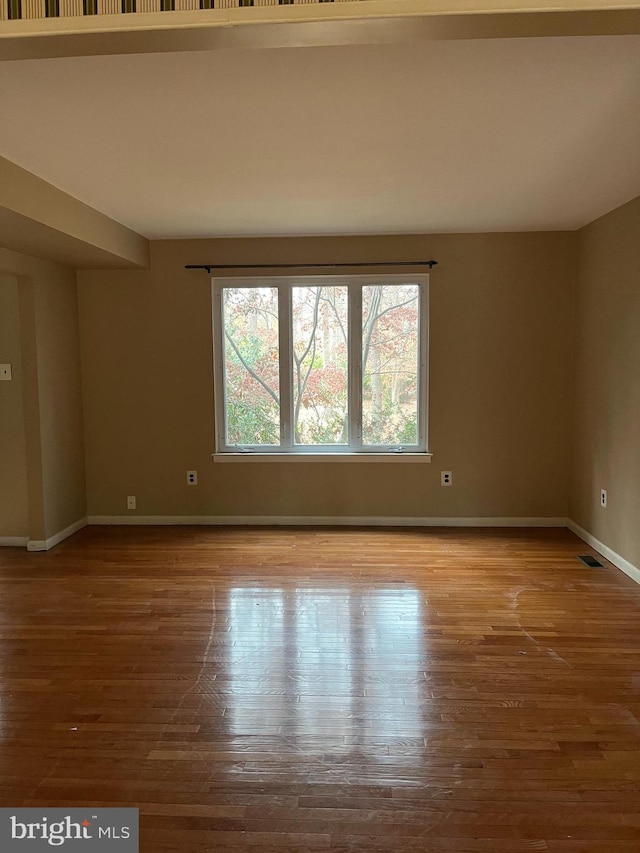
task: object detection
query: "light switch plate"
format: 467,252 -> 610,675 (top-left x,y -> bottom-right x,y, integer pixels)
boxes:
0,364 -> 12,381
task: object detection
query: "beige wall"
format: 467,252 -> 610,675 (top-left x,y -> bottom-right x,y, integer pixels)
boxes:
33,270 -> 87,538
570,195 -> 640,568
0,246 -> 87,541
0,274 -> 29,538
78,232 -> 576,519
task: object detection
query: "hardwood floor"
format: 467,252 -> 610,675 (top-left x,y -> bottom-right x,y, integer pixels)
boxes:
1,526 -> 639,852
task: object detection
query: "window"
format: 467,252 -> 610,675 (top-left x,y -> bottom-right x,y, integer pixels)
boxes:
212,275 -> 429,456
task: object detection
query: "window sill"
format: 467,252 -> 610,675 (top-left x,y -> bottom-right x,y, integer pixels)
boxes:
212,453 -> 432,464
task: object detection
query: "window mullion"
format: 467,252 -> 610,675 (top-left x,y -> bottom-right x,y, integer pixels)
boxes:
349,284 -> 362,449
278,285 -> 294,448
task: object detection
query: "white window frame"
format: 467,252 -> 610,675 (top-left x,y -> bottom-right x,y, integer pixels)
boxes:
212,274 -> 430,458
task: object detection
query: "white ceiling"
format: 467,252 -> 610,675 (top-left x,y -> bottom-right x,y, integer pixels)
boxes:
1,35 -> 640,239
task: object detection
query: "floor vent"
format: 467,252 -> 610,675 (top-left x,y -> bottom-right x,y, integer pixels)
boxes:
578,554 -> 604,568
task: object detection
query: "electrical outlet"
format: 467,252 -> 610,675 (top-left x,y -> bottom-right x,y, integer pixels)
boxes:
127,495 -> 136,510
600,489 -> 607,508
0,364 -> 12,381
441,471 -> 452,486
187,470 -> 198,485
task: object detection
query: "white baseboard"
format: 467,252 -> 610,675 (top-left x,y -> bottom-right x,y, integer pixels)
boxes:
88,515 -> 566,528
0,536 -> 29,547
566,518 -> 640,586
27,517 -> 88,552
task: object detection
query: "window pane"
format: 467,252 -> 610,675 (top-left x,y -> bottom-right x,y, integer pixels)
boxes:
362,284 -> 420,446
292,285 -> 348,445
223,287 -> 280,446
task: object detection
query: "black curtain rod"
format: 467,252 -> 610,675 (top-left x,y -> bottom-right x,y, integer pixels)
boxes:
185,261 -> 438,273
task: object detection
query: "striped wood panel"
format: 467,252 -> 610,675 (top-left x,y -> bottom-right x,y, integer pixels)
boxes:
2,0 -> 356,18
59,0 -> 83,13
18,0 -> 45,15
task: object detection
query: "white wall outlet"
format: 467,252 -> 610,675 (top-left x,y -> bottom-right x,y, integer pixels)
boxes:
187,470 -> 198,485
441,471 -> 452,486
127,495 -> 136,510
0,364 -> 12,381
600,489 -> 607,508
